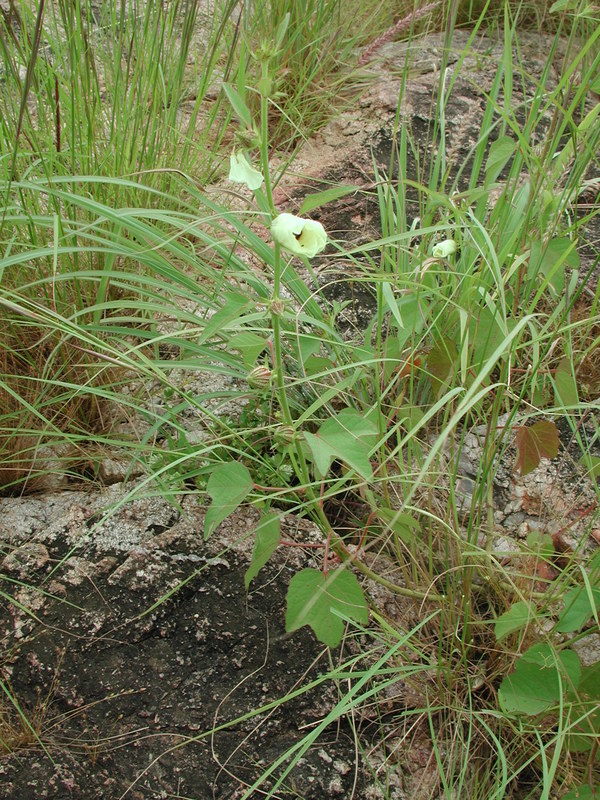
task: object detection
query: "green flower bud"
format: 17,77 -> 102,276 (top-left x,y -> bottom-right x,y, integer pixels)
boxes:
247,365 -> 273,389
235,127 -> 261,150
269,298 -> 286,317
273,425 -> 296,445
432,239 -> 457,258
257,74 -> 273,98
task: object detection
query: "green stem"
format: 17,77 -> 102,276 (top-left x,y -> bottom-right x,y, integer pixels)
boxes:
254,52 -> 439,603
260,63 -> 275,218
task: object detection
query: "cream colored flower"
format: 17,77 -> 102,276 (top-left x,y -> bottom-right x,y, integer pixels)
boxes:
228,151 -> 263,191
270,213 -> 327,258
432,239 -> 457,258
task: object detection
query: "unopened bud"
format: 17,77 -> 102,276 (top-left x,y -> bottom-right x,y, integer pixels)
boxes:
235,126 -> 261,150
273,425 -> 296,445
247,365 -> 273,389
269,298 -> 286,316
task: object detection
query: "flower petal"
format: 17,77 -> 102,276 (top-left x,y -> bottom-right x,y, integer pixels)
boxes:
228,151 -> 264,191
271,213 -> 327,258
432,239 -> 457,258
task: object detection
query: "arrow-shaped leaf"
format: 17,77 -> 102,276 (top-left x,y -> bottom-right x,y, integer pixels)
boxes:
285,567 -> 368,647
245,513 -> 280,589
553,356 -> 579,409
515,421 -> 559,476
427,336 -> 458,397
204,462 -> 253,540
303,408 -> 378,480
495,600 -> 535,640
198,292 -> 251,345
498,643 -> 581,716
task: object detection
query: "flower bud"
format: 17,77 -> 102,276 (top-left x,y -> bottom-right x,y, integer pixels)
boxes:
247,365 -> 273,389
257,74 -> 273,98
235,127 -> 261,150
273,425 -> 296,445
269,298 -> 286,317
432,239 -> 457,258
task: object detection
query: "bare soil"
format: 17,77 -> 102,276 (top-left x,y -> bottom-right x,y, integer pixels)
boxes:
0,497 -> 368,799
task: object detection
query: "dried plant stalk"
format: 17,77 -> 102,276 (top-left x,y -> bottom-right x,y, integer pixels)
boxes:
358,2 -> 439,66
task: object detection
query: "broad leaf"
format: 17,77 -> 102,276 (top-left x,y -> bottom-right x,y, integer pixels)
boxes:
204,462 -> 253,540
485,135 -> 517,185
554,356 -> 579,409
299,185 -> 358,214
497,180 -> 531,264
198,292 -> 252,345
526,530 -> 554,558
427,336 -> 458,397
303,354 -> 335,377
294,334 -> 322,364
245,513 -> 280,589
395,403 -> 425,431
529,237 -> 579,296
495,600 -> 535,640
580,454 -> 600,481
303,408 -> 379,480
567,662 -> 600,753
556,586 -> 600,633
229,332 -> 268,367
498,643 -> 581,715
515,421 -> 559,476
382,285 -> 426,346
285,567 -> 368,647
562,788 -> 596,800
468,306 -> 514,371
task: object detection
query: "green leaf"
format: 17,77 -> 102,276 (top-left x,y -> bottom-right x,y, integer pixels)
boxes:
554,356 -> 579,409
497,180 -> 531,263
294,333 -> 322,363
303,408 -> 379,480
529,237 -> 579,297
427,336 -> 458,397
222,82 -> 252,127
374,507 -> 420,546
498,643 -> 581,715
468,305 -> 507,370
299,185 -> 359,215
526,530 -> 555,558
395,403 -> 425,431
273,12 -> 290,50
382,287 -> 427,351
285,567 -> 368,647
204,462 -> 253,540
198,292 -> 252,345
515,420 -> 559,476
303,354 -> 335,376
245,513 -> 280,590
556,586 -> 600,633
229,332 -> 268,367
485,135 -> 517,185
567,662 -> 600,753
562,787 -> 596,800
578,661 -> 600,699
495,600 -> 535,640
